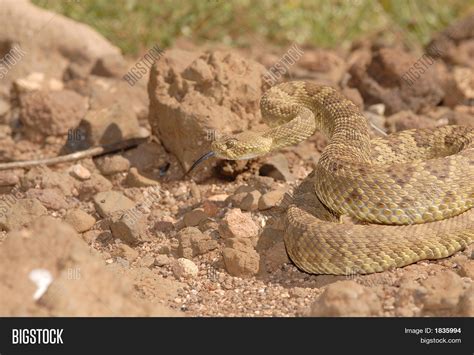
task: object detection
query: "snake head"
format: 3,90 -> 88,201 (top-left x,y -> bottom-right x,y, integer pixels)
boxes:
211,132 -> 272,160
211,137 -> 241,159
186,133 -> 272,175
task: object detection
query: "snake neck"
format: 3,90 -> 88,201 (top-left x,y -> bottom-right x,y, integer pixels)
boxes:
314,86 -> 372,165
259,83 -> 372,163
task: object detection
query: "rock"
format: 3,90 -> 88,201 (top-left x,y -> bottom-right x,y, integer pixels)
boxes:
69,164 -> 91,180
78,103 -> 141,147
239,190 -> 261,211
0,1 -> 124,87
177,227 -> 218,258
386,110 -> 436,133
0,198 -> 47,231
148,49 -> 268,176
22,166 -> 76,197
124,167 -> 159,187
222,245 -> 260,277
110,214 -> 149,245
18,89 -> 88,142
258,189 -> 286,210
310,281 -> 382,316
154,216 -> 175,233
297,49 -> 346,85
96,155 -> 130,175
201,200 -> 220,217
458,259 -> 474,279
0,216 -> 178,316
183,208 -> 209,227
443,67 -> 474,107
172,258 -> 199,278
259,153 -> 294,181
138,255 -> 156,268
155,254 -> 170,267
418,271 -> 464,316
115,244 -> 139,262
0,170 -> 21,186
349,47 -> 444,115
218,209 -> 259,240
227,185 -> 255,207
93,191 -> 135,218
64,209 -> 96,233
76,173 -> 113,199
177,227 -> 202,258
25,188 -> 68,210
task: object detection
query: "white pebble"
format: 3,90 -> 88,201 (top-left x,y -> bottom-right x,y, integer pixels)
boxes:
69,164 -> 91,180
172,258 -> 199,278
28,268 -> 53,300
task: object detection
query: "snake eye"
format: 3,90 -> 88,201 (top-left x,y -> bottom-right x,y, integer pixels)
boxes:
225,139 -> 237,149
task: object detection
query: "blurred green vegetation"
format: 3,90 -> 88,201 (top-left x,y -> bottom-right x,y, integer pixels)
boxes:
33,0 -> 473,56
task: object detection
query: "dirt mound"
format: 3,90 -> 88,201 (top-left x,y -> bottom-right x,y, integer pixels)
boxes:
0,217 -> 180,316
148,49 -> 268,175
349,47 -> 444,114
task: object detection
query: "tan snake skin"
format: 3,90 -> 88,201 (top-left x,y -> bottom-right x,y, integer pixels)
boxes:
211,81 -> 474,275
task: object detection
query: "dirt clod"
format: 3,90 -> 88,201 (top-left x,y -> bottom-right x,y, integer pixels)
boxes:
218,209 -> 259,240
64,209 -> 96,233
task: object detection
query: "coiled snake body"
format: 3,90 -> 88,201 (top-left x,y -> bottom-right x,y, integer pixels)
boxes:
198,81 -> 474,275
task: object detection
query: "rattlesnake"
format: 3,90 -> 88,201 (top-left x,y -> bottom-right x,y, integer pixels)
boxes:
190,81 -> 474,275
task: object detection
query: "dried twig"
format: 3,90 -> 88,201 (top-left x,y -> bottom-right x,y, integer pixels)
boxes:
0,137 -> 148,170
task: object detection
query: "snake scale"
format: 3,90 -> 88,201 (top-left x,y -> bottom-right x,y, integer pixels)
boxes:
191,81 -> 474,275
